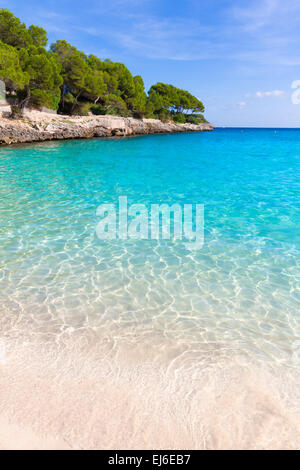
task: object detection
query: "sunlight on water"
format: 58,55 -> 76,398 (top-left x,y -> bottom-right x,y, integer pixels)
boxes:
0,129 -> 299,448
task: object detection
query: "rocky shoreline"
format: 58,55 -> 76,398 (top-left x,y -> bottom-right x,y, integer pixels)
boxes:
0,109 -> 214,145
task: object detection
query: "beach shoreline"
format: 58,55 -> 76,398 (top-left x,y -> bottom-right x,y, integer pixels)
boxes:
0,109 -> 215,146
0,127 -> 299,450
0,329 -> 299,450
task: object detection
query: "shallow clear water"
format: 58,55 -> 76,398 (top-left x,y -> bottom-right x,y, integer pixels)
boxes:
0,128 -> 299,365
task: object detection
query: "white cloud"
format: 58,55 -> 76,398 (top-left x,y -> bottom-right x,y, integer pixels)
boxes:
232,0 -> 300,29
232,0 -> 279,30
229,0 -> 300,66
18,0 -> 300,67
106,1 -> 300,64
255,90 -> 288,98
236,101 -> 247,108
82,16 -> 224,61
37,11 -> 63,19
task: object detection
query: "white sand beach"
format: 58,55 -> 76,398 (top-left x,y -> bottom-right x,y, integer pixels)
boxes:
0,333 -> 299,450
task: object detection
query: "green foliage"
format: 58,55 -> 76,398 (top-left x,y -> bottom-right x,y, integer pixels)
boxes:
198,114 -> 208,123
83,69 -> 107,102
185,115 -> 199,124
90,94 -> 129,117
73,101 -> 91,116
28,25 -> 48,48
90,103 -> 105,115
0,8 -> 207,121
30,89 -> 61,110
0,9 -> 60,111
127,75 -> 147,116
0,9 -> 47,49
172,112 -> 186,124
157,108 -> 171,122
186,113 -> 208,124
21,48 -> 62,91
0,40 -> 28,90
148,82 -> 205,121
0,9 -> 29,48
50,40 -> 88,112
114,63 -> 135,101
19,47 -> 62,109
59,92 -> 75,114
103,93 -> 129,116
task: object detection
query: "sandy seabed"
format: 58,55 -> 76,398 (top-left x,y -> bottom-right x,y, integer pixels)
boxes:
0,328 -> 299,450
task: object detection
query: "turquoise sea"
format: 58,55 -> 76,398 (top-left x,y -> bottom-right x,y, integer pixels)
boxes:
0,128 -> 299,448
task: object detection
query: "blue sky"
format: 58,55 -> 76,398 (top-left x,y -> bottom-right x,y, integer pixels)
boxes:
2,0 -> 300,126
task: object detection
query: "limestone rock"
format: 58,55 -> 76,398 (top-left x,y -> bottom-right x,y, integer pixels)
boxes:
0,110 -> 215,146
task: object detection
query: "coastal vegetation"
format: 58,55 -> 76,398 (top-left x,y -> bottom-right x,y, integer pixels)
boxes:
0,9 -> 207,124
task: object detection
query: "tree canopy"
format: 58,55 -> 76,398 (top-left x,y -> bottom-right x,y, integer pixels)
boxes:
0,8 -> 207,123
148,83 -> 205,119
0,40 -> 28,91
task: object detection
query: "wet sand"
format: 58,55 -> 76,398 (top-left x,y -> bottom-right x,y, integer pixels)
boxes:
0,334 -> 299,450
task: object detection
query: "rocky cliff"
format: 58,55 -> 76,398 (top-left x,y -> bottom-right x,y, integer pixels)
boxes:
0,110 -> 214,145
